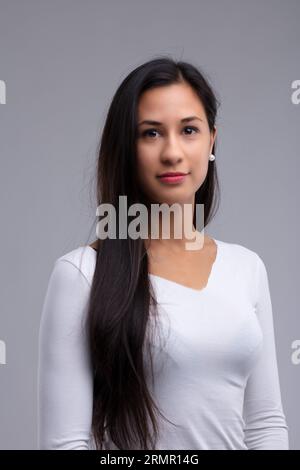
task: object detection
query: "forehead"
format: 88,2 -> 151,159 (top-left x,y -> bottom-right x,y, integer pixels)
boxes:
137,82 -> 206,120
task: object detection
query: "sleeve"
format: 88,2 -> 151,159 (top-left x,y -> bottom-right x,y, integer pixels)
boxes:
243,254 -> 289,450
38,258 -> 94,450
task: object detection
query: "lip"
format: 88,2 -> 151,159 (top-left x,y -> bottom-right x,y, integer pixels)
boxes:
158,172 -> 188,177
157,173 -> 189,184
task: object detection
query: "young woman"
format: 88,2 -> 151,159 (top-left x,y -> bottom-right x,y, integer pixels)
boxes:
38,56 -> 289,450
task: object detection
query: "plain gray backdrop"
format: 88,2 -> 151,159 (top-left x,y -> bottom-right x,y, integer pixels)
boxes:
0,0 -> 299,450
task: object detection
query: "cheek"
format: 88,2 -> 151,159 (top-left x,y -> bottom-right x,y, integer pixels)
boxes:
136,150 -> 155,177
190,151 -> 208,171
136,156 -> 153,190
189,154 -> 209,186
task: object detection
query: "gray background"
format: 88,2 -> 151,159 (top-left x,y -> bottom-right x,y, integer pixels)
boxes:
0,0 -> 299,450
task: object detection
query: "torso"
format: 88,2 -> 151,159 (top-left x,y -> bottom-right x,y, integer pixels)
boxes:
89,235 -> 218,292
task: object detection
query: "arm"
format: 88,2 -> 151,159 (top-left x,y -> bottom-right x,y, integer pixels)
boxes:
38,258 -> 94,450
243,254 -> 289,450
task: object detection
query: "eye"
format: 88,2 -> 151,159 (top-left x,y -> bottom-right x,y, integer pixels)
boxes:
184,126 -> 199,135
142,129 -> 159,138
141,126 -> 199,138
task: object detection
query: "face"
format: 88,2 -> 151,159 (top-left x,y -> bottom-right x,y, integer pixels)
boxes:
136,82 -> 217,207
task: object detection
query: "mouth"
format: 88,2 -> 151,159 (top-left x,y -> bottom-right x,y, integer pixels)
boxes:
157,172 -> 190,184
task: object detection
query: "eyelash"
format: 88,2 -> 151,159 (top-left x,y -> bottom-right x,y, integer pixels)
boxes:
141,126 -> 200,138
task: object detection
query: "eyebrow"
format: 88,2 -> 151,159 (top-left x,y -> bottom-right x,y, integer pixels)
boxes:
138,115 -> 203,126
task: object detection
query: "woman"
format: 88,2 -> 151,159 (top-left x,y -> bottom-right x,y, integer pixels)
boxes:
38,56 -> 289,450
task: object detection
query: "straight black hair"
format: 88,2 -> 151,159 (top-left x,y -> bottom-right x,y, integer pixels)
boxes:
85,55 -> 221,449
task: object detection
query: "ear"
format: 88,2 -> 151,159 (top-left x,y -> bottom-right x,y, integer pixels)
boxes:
210,125 -> 217,153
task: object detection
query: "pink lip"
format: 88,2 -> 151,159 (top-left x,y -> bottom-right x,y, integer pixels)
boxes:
158,174 -> 187,184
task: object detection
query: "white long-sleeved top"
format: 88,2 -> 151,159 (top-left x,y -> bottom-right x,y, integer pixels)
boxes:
38,238 -> 289,450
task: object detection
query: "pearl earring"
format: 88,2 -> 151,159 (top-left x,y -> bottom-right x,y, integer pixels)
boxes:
209,153 -> 215,161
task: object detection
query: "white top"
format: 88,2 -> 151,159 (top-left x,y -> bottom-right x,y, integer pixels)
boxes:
38,238 -> 289,450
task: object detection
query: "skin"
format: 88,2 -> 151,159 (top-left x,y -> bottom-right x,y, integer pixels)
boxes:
136,82 -> 216,224
135,81 -> 218,290
90,81 -> 218,291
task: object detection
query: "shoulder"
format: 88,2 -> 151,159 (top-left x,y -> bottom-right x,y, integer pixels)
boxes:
40,246 -> 97,331
216,237 -> 260,260
216,237 -> 266,278
53,245 -> 97,287
215,239 -> 270,304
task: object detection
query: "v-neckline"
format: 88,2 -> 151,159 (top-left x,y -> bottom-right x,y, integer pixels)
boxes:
86,238 -> 222,294
148,238 -> 221,294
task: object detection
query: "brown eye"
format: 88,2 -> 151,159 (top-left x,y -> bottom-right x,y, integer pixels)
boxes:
184,126 -> 199,135
142,129 -> 159,138
141,126 -> 199,138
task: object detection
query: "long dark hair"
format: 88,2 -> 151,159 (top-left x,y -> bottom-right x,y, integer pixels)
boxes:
85,55 -> 221,450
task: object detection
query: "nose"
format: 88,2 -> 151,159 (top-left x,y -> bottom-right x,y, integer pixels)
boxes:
160,135 -> 184,166
160,154 -> 183,166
